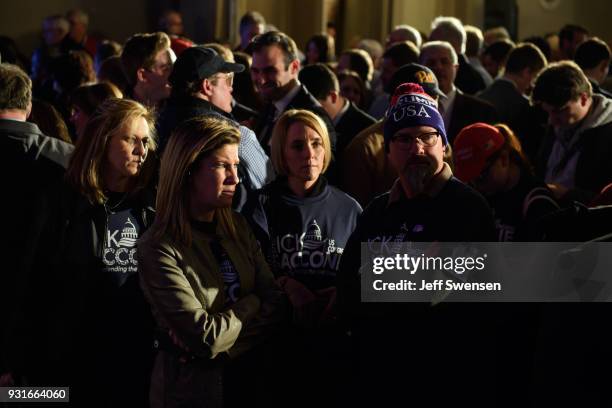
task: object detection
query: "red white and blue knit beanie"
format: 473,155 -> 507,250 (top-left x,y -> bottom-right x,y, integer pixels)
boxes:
383,82 -> 448,147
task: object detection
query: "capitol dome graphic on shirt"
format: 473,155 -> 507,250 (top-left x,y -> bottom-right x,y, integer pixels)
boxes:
302,219 -> 326,250
117,217 -> 138,248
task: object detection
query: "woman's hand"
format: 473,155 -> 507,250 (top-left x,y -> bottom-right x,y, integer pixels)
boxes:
277,276 -> 337,329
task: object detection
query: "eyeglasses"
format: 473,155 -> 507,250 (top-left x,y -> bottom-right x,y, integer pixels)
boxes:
212,72 -> 234,87
391,131 -> 439,147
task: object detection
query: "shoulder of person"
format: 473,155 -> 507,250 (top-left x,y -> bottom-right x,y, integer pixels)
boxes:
360,191 -> 391,217
445,177 -> 492,211
328,185 -> 363,213
345,121 -> 384,151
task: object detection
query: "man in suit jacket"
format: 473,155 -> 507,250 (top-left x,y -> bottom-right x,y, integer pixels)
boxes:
250,31 -> 336,155
575,37 -> 612,99
420,41 -> 497,144
478,43 -> 549,162
298,63 -> 376,155
429,16 -> 488,95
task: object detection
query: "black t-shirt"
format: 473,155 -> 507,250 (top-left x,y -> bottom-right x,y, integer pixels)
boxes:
352,177 -> 496,245
192,220 -> 241,306
103,192 -> 142,287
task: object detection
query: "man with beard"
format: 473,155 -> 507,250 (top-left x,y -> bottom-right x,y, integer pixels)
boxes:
340,63 -> 445,207
341,82 -> 494,243
250,31 -> 336,156
337,82 -> 496,406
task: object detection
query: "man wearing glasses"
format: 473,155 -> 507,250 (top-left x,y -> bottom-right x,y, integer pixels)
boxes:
338,82 -> 496,405
158,46 -> 273,208
341,81 -> 494,259
341,63 -> 446,207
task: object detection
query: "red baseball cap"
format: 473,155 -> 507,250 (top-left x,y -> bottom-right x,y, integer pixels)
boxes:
453,123 -> 505,183
171,37 -> 195,57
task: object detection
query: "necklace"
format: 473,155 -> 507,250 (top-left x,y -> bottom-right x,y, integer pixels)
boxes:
104,191 -> 129,213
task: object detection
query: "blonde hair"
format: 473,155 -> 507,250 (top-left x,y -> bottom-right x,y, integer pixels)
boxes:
270,109 -> 332,176
153,116 -> 241,246
66,98 -> 156,204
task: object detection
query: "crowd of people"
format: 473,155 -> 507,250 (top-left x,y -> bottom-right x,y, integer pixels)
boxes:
2,7 -> 612,407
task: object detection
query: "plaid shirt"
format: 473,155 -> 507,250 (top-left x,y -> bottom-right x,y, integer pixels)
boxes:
238,125 -> 274,189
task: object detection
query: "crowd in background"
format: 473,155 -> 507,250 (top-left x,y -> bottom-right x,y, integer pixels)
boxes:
1,7 -> 612,407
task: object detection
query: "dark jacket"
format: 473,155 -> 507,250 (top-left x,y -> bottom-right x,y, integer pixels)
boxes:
477,78 -> 547,162
536,94 -> 612,204
0,119 -> 73,374
455,53 -> 488,95
158,95 -> 231,153
337,165 -> 497,405
590,78 -> 612,99
335,101 -> 377,154
447,89 -> 498,144
22,180 -> 156,405
255,84 -> 337,154
232,99 -> 259,125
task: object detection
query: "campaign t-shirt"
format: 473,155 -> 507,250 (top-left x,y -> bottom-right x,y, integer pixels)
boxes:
244,177 -> 362,290
102,192 -> 142,287
192,220 -> 241,306
210,240 -> 241,306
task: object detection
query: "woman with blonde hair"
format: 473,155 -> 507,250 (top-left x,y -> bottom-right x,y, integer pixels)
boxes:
138,115 -> 287,408
244,109 -> 361,321
31,98 -> 158,405
242,109 -> 361,403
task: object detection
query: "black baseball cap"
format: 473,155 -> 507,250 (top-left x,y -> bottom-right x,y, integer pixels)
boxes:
168,46 -> 244,87
385,63 -> 445,98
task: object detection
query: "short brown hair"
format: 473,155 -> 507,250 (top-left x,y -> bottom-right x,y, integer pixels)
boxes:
532,60 -> 592,107
382,41 -> 420,68
575,37 -> 611,70
71,82 -> 123,116
251,31 -> 298,67
121,32 -> 171,87
0,63 -> 32,111
339,48 -> 374,83
270,109 -> 332,176
504,42 -> 547,75
66,98 -> 157,204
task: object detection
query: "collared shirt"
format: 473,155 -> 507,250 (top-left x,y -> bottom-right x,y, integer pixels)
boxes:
273,80 -> 302,121
332,99 -> 351,126
439,86 -> 456,131
387,162 -> 453,207
238,125 -> 274,189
